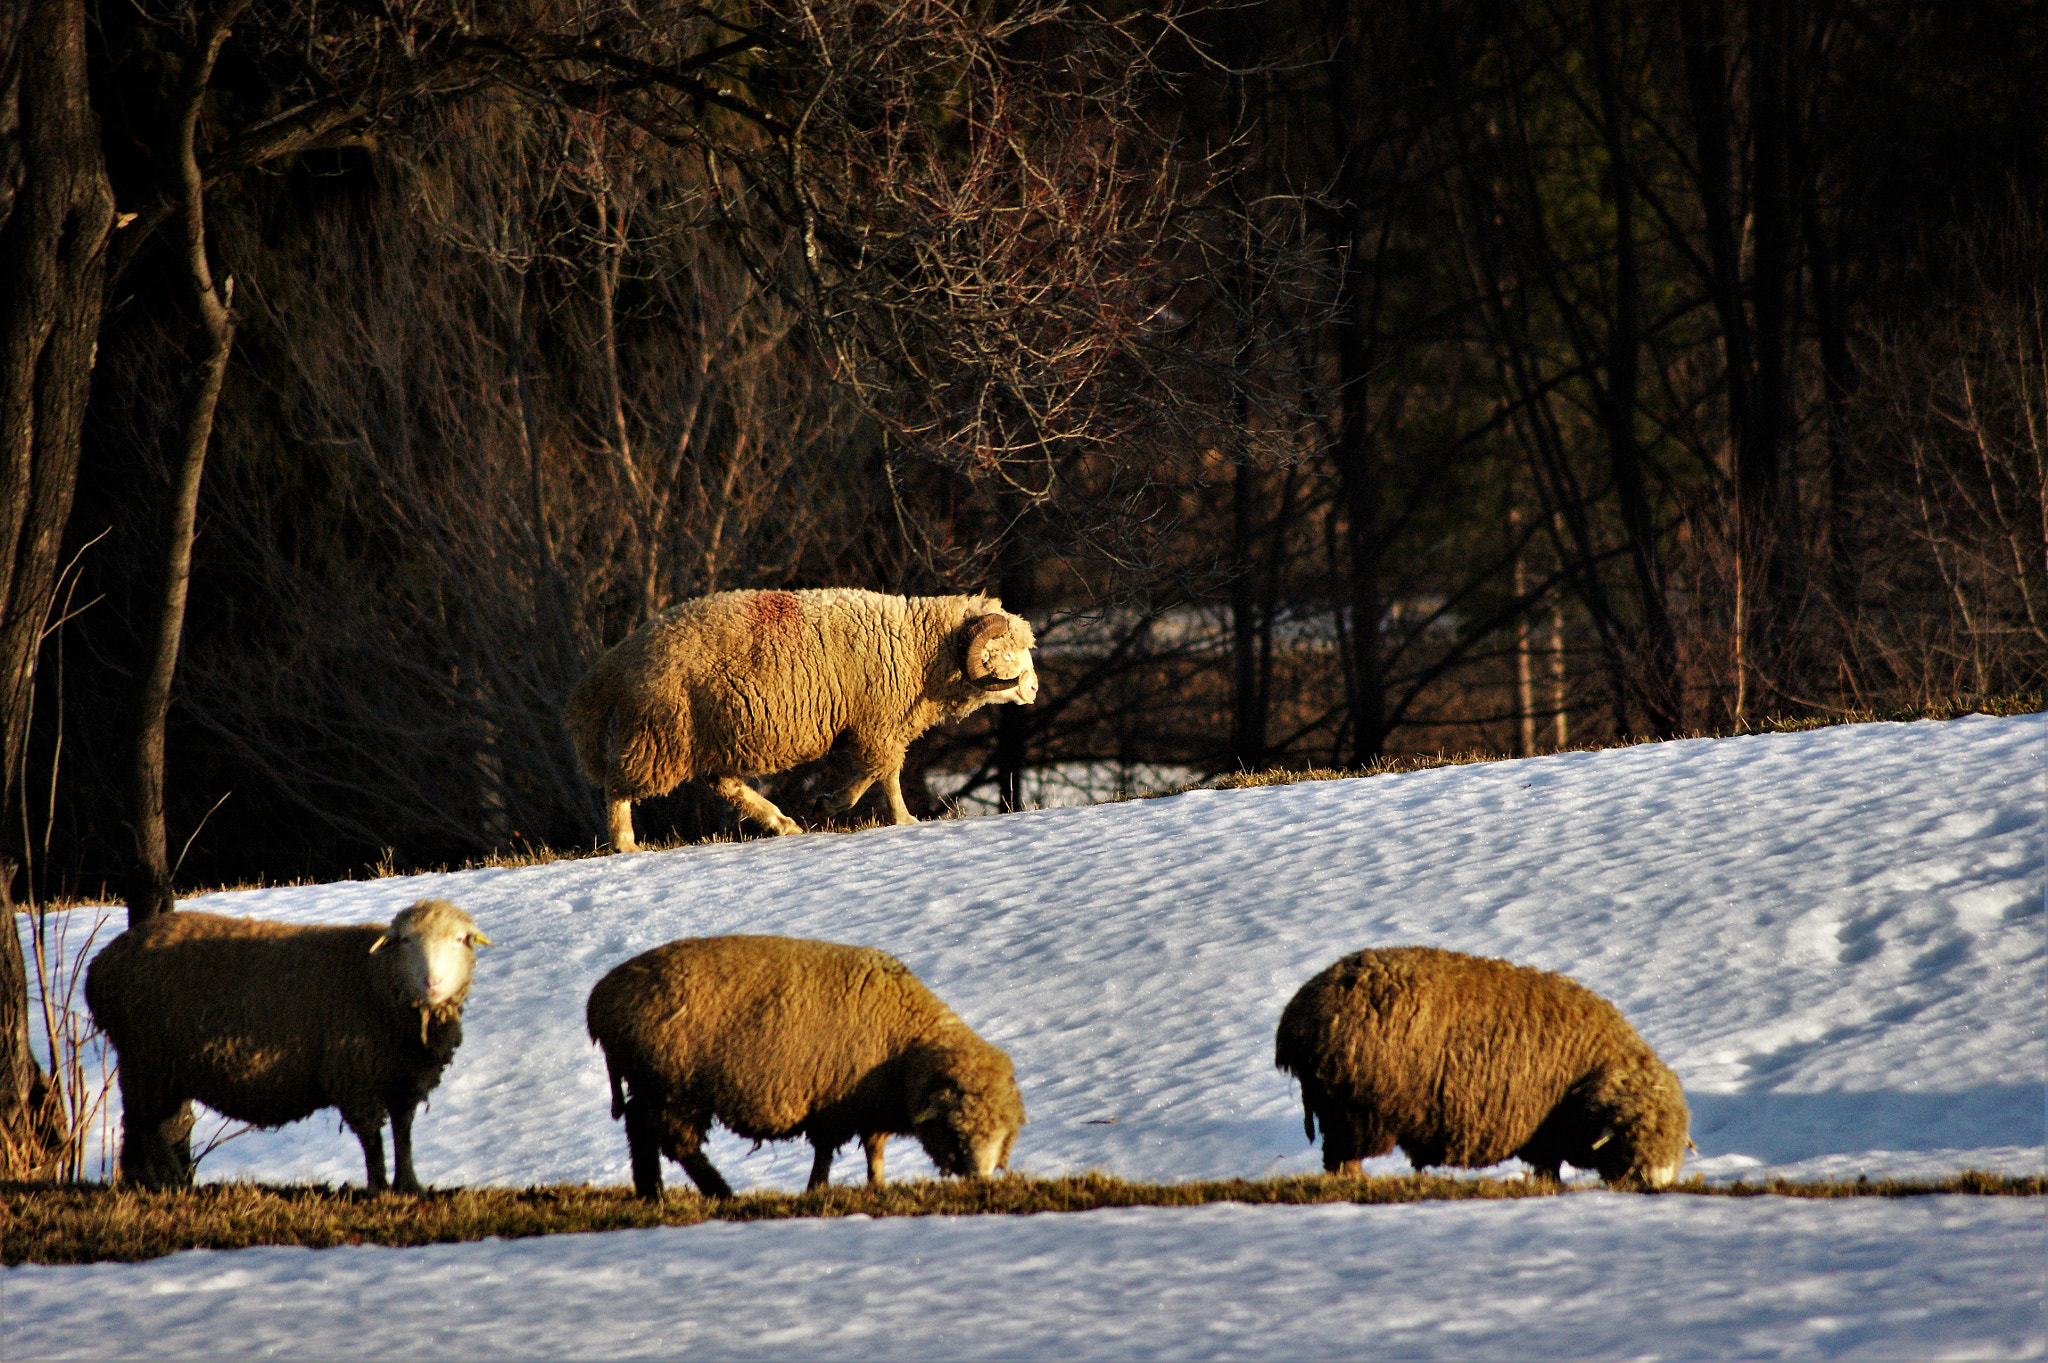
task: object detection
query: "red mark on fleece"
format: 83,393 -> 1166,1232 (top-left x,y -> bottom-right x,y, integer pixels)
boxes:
744,591 -> 803,638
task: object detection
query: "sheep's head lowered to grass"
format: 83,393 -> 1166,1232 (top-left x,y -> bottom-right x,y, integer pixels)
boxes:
1573,1057 -> 1690,1189
1276,945 -> 1690,1189
906,1037 -> 1027,1178
586,934 -> 1027,1200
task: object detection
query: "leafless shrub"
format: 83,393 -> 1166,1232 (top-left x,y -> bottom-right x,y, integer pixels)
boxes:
8,907 -> 118,1184
1832,209 -> 2048,705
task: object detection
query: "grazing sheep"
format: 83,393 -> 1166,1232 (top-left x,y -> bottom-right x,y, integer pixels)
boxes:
586,934 -> 1025,1199
563,587 -> 1037,849
1274,946 -> 1689,1188
84,900 -> 491,1193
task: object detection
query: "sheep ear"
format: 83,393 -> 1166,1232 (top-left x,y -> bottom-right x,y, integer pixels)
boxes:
369,934 -> 390,954
912,1106 -> 939,1125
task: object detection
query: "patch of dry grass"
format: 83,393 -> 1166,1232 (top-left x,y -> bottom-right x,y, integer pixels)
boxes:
5,1170 -> 2039,1266
1185,694 -> 2045,794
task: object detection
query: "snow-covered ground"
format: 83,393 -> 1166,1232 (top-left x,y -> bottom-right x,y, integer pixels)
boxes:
6,714 -> 2044,1359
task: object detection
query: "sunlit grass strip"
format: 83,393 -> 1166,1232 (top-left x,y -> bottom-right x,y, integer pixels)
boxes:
1188,693 -> 2047,793
5,1170 -> 2040,1266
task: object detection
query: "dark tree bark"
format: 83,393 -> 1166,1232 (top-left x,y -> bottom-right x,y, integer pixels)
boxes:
1332,301 -> 1388,764
1229,461 -> 1271,771
994,684 -> 1031,812
1744,0 -> 1799,613
0,0 -> 113,858
126,4 -> 246,925
0,0 -> 112,1174
1315,1 -> 1390,765
995,516 -> 1037,813
1679,0 -> 1806,713
1587,0 -> 1682,736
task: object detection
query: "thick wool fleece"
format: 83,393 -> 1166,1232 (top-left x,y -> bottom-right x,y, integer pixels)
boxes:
85,903 -> 478,1190
586,934 -> 1025,1198
562,588 -> 1035,840
1274,946 -> 1689,1186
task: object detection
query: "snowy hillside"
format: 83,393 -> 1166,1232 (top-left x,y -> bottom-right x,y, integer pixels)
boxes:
6,713 -> 2044,1359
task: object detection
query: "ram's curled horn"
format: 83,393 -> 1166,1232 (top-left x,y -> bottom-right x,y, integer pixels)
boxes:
962,614 -> 1020,689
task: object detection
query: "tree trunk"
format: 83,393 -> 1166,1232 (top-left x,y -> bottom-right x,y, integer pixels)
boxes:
1229,460 -> 1269,771
0,0 -> 112,1176
1743,0 -> 1799,678
1512,509 -> 1537,756
127,4 -> 245,925
1589,0 -> 1683,736
0,0 -> 113,874
995,515 -> 1036,813
1331,244 -> 1388,764
1681,0 -> 1802,705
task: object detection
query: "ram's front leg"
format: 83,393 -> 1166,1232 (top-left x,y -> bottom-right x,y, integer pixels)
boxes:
823,738 -> 916,826
851,736 -> 917,822
877,767 -> 916,825
606,795 -> 638,853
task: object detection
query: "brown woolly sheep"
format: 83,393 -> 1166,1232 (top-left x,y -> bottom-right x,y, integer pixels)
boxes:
563,587 -> 1037,849
586,934 -> 1025,1199
84,900 -> 491,1193
1275,946 -> 1689,1188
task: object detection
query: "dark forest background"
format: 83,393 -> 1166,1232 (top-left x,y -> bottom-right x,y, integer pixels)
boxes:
6,0 -> 2044,908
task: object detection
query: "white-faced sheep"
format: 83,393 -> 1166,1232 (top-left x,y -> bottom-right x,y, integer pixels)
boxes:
1275,946 -> 1689,1188
563,587 -> 1037,849
84,900 -> 491,1192
586,934 -> 1025,1199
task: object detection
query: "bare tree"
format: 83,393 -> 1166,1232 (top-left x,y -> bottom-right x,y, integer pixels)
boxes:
0,0 -> 112,1176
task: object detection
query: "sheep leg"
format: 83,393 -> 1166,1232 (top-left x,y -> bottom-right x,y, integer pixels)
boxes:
709,775 -> 802,836
117,1095 -> 195,1190
388,1102 -> 423,1195
822,741 -> 915,826
607,796 -> 639,853
862,1132 -> 889,1187
641,1101 -> 734,1199
806,1140 -> 836,1191
878,770 -> 915,826
817,773 -> 877,820
676,1148 -> 734,1199
1318,1107 -> 1395,1177
348,1111 -> 391,1193
623,1096 -> 664,1200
